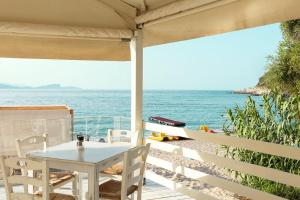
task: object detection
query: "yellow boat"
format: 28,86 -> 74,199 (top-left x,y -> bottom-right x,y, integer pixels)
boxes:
148,132 -> 175,141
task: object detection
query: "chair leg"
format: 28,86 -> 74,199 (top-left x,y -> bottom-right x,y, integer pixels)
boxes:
49,185 -> 54,193
72,173 -> 79,199
78,173 -> 83,199
32,170 -> 39,193
137,188 -> 142,200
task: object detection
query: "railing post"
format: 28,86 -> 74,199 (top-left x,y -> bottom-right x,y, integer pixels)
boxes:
70,109 -> 74,141
130,29 -> 143,145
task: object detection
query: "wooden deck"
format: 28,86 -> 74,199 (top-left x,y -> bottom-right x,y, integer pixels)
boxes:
0,179 -> 194,200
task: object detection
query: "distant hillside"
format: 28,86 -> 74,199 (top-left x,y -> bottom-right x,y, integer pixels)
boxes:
0,83 -> 26,89
36,84 -> 80,90
0,83 -> 81,90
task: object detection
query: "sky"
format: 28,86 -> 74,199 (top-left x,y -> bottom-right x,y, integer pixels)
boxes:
0,23 -> 282,90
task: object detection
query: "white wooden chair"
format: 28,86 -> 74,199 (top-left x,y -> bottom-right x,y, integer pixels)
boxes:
98,143 -> 150,200
15,134 -> 78,195
107,129 -> 132,144
0,156 -> 75,200
101,129 -> 132,179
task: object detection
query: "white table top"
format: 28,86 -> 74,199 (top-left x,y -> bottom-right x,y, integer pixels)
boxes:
28,141 -> 132,164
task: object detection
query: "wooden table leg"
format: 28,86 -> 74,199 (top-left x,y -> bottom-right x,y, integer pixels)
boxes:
87,166 -> 99,200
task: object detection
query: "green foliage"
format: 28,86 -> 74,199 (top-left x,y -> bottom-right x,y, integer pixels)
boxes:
223,92 -> 300,199
258,19 -> 300,94
281,19 -> 300,41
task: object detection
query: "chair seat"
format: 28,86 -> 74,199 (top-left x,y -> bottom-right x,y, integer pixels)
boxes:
99,180 -> 138,200
101,163 -> 123,176
35,192 -> 75,200
36,171 -> 75,187
49,171 -> 76,187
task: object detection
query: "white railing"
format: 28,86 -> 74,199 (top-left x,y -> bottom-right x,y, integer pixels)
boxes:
144,122 -> 300,200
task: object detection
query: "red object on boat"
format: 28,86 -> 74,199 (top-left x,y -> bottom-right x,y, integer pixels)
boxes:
149,116 -> 186,127
207,130 -> 216,134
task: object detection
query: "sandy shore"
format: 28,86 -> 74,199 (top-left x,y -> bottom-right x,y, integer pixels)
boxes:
147,139 -> 248,200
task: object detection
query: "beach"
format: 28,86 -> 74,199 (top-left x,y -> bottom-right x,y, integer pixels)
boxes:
147,139 -> 247,200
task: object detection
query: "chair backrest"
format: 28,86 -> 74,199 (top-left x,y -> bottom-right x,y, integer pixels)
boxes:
16,134 -> 48,158
0,156 -> 49,200
107,129 -> 131,144
121,143 -> 150,200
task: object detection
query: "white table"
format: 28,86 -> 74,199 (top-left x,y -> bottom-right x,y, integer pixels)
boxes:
28,141 -> 132,200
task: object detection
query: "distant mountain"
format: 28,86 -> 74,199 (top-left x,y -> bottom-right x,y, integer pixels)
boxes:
0,83 -> 26,89
0,83 -> 81,90
36,84 -> 80,90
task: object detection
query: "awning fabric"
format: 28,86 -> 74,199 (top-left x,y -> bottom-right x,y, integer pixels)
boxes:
0,0 -> 299,61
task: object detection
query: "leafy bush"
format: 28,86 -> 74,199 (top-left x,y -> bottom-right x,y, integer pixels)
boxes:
258,19 -> 300,94
223,92 -> 300,199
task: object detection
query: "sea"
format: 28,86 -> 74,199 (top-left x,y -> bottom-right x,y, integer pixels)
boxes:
0,90 -> 260,139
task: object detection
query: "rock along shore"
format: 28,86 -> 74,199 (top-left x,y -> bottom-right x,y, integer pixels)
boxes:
234,87 -> 269,96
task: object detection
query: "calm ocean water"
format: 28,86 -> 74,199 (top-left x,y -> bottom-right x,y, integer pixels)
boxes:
0,90 -> 260,138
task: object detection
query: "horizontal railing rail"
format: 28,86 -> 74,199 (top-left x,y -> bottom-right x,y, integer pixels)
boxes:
144,122 -> 300,160
144,122 -> 300,200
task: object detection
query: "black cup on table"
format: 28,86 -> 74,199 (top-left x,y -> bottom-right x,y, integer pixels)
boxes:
77,135 -> 84,146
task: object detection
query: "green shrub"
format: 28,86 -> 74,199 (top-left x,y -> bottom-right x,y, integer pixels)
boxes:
223,92 -> 300,199
258,19 -> 300,95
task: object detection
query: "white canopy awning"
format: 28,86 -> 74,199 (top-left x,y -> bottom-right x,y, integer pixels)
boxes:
0,0 -> 299,60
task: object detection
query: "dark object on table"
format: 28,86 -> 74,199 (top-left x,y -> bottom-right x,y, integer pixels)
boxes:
77,134 -> 84,141
99,138 -> 106,143
77,134 -> 84,146
149,116 -> 186,127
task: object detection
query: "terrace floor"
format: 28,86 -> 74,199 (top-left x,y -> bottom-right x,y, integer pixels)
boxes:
0,179 -> 193,200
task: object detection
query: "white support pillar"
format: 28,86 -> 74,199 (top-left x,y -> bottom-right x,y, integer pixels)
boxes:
130,29 -> 143,145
